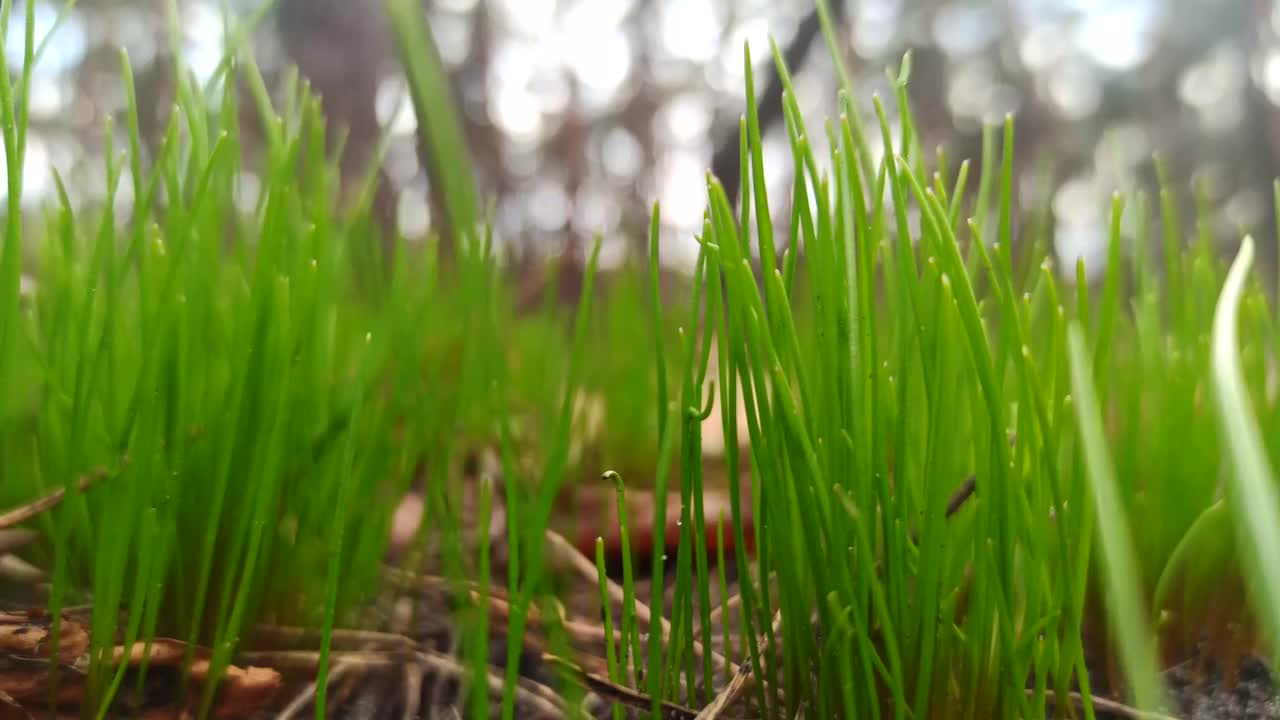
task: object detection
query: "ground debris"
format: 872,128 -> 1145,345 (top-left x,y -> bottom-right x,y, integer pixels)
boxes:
0,610 -> 281,719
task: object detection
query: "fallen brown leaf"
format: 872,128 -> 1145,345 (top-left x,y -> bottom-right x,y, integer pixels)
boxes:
0,615 -> 280,718
0,611 -> 89,665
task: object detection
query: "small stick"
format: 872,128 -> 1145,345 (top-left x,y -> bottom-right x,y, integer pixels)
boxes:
0,689 -> 33,720
1034,689 -> 1181,720
694,657 -> 753,720
240,650 -> 384,672
391,540 -> 739,684
701,570 -> 778,636
251,625 -> 417,652
274,659 -> 353,720
415,649 -> 567,718
248,649 -> 568,719
0,555 -> 45,584
701,592 -> 741,639
544,528 -> 740,678
425,635 -> 460,719
0,471 -> 105,530
386,569 -> 628,678
541,652 -> 699,720
400,662 -> 424,720
0,530 -> 38,555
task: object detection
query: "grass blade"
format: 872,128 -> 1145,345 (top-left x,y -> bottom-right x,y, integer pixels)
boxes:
1210,236 -> 1280,653
1067,324 -> 1165,712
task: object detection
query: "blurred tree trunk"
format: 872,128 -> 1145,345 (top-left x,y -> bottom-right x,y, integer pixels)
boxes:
710,0 -> 848,207
440,0 -> 505,267
277,0 -> 397,256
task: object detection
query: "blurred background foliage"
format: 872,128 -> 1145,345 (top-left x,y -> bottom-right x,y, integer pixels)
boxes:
10,0 -> 1280,279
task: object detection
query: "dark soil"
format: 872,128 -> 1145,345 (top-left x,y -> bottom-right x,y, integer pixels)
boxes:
1163,656 -> 1280,720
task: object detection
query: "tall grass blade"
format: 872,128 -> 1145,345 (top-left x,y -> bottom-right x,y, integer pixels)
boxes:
1210,236 -> 1280,651
1067,325 -> 1166,712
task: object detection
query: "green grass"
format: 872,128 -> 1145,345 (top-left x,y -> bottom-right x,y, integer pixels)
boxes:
0,1 -> 1276,719
1211,236 -> 1280,662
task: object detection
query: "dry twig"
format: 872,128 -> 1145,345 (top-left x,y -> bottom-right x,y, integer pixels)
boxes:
251,625 -> 417,652
1034,689 -> 1182,720
244,648 -> 568,719
0,470 -> 106,531
541,652 -> 698,720
693,657 -> 753,720
544,527 -> 740,679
